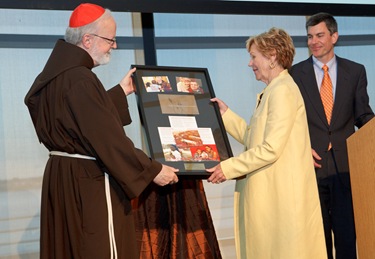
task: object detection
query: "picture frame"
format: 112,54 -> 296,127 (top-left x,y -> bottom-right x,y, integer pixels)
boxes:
131,65 -> 233,178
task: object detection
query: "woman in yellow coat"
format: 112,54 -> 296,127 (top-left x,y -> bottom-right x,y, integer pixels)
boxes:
207,28 -> 327,259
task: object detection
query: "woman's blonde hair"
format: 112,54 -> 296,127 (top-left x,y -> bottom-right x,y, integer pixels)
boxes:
246,27 -> 295,69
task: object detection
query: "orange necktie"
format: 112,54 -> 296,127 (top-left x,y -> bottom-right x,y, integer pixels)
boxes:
320,65 -> 333,124
321,65 -> 333,150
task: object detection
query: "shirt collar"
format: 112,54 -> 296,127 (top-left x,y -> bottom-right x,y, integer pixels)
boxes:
312,55 -> 337,71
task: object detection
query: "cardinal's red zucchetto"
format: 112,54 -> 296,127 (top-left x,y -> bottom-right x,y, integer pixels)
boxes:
69,3 -> 105,28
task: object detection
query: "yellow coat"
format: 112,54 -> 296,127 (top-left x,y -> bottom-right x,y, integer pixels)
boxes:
221,70 -> 327,259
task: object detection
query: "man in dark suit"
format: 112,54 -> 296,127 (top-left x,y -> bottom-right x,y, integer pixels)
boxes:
290,12 -> 374,259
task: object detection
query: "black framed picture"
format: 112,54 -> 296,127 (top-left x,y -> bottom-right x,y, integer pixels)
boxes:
131,65 -> 233,178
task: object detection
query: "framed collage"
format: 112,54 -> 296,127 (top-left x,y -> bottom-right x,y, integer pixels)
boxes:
131,65 -> 233,177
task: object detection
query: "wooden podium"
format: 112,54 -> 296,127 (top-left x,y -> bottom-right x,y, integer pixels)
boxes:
347,117 -> 375,259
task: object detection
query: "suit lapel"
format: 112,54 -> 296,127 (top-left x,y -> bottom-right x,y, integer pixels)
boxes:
300,57 -> 329,127
330,56 -> 349,127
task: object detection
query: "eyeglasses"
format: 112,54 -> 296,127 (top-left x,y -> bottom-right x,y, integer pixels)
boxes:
91,34 -> 116,46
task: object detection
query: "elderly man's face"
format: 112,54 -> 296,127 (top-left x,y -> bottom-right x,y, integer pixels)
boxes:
89,17 -> 117,66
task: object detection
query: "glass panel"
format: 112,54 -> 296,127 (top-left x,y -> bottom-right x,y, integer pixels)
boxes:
154,13 -> 306,36
0,9 -> 135,36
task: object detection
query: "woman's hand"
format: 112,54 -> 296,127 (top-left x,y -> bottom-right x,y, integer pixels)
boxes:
210,97 -> 228,115
206,163 -> 227,184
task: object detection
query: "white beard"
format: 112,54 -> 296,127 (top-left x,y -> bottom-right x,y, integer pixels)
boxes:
90,45 -> 111,66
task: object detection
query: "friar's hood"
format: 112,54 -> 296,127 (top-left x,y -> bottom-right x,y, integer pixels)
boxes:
24,39 -> 94,106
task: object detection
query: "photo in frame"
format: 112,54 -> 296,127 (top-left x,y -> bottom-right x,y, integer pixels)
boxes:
131,65 -> 233,177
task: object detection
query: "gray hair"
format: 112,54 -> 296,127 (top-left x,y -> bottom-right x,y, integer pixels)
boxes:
64,9 -> 112,45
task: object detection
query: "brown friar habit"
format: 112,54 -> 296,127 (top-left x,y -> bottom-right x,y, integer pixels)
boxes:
24,40 -> 161,259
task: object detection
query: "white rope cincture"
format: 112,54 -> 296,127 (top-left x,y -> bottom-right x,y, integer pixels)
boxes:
49,151 -> 118,259
49,151 -> 96,160
104,172 -> 118,259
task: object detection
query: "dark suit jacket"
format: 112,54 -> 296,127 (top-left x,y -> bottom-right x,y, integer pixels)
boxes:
290,56 -> 374,177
